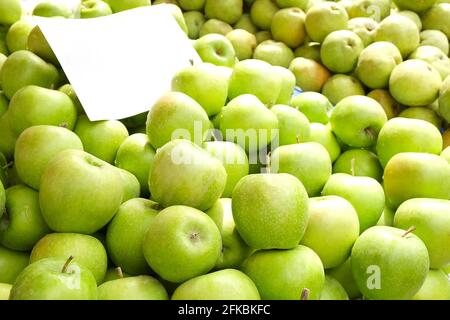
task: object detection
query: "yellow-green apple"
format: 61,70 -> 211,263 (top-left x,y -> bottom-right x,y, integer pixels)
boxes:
399,106 -> 442,128
205,199 -> 252,269
178,0 -> 204,11
242,245 -> 325,300
422,3 -> 450,38
376,118 -> 443,167
347,0 -> 391,21
321,30 -> 364,74
194,34 -> 235,67
442,147 -> 450,163
275,0 -> 309,10
232,173 -> 309,249
331,95 -> 387,148
107,0 -> 150,12
164,3 -> 188,34
172,63 -> 229,117
0,245 -> 28,284
0,0 -> 21,25
309,123 -> 341,162
375,14 -> 420,57
305,2 -> 348,43
367,89 -> 402,119
250,0 -> 279,30
271,142 -> 330,196
80,0 -> 112,18
205,0 -> 243,25
410,46 -> 450,80
0,283 -> 11,300
393,0 -> 437,12
376,206 -> 395,226
172,269 -> 260,300
294,41 -> 321,62
143,205 -> 221,283
58,84 -> 84,114
320,275 -> 349,300
75,115 -> 129,164
396,10 -> 422,30
28,26 -> 59,67
0,185 -> 50,251
116,168 -> 140,202
32,1 -> 73,18
394,198 -> 450,269
274,66 -> 296,105
383,152 -> 450,208
356,41 -> 403,89
351,226 -> 429,300
326,257 -> 361,299
289,57 -> 331,92
0,50 -> 59,99
322,173 -> 385,232
198,19 -> 233,37
252,40 -> 295,68
0,113 -> 17,160
348,17 -> 378,47
255,30 -> 272,44
102,267 -> 130,282
183,11 -> 205,40
98,275 -> 168,300
412,270 -> 450,300
39,149 -> 124,233
290,92 -> 332,124
234,14 -> 258,34
439,74 -> 450,123
6,18 -> 36,53
271,8 -> 306,48
333,149 -> 383,181
420,30 -> 449,55
149,140 -> 226,210
10,257 -> 98,300
270,104 -> 310,146
322,75 -> 365,105
226,29 -> 257,61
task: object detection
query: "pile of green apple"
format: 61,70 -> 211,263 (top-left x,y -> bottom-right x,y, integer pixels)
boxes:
0,0 -> 449,301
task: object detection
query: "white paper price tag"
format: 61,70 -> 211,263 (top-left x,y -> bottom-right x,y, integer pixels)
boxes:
35,5 -> 201,121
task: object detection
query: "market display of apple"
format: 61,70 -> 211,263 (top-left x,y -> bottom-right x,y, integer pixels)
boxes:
0,0 -> 448,302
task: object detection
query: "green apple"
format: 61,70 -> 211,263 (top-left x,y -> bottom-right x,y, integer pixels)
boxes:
422,3 -> 450,39
0,283 -> 11,300
39,149 -> 124,234
301,196 -> 359,269
75,115 -> 129,164
8,86 -> 77,136
172,63 -> 229,117
98,275 -> 168,300
194,33 -> 235,67
383,152 -> 450,208
205,199 -> 252,269
398,107 -> 441,129
420,30 -> 449,55
242,245 -> 325,300
322,75 -> 365,105
274,66 -> 296,105
270,104 -> 310,146
351,226 -> 429,300
143,205 -> 221,283
80,0 -> 113,18
183,11 -> 205,40
275,0 -> 309,10
347,0 -> 391,21
116,168 -> 140,202
229,59 -> 283,105
320,275 -> 349,300
294,41 -> 321,62
393,0 -> 437,12
305,2 -> 348,43
58,84 -> 84,114
0,0 -> 21,25
412,269 -> 450,300
220,94 -> 279,153
333,149 -> 383,181
232,173 -> 309,249
199,19 -> 233,37
331,95 -> 387,148
162,3 -> 188,34
322,173 -> 385,232
376,206 -> 395,226
0,185 -> 50,251
14,125 -> 83,190
115,133 -> 155,195
326,257 -> 361,299
32,1 -> 73,18
290,92 -> 332,124
320,30 -> 364,74
348,18 -> 378,47
234,14 -> 258,34
271,142 -> 330,196
149,139 -> 226,210
255,30 -> 272,44
30,233 -> 107,285
102,267 -> 130,282
252,40 -> 294,68
367,89 -> 402,119
289,57 -> 331,92
28,26 -> 59,67
226,29 -> 257,61
172,269 -> 260,300
309,123 -> 341,162
250,0 -> 279,30
356,41 -> 403,89
409,46 -> 450,80
396,10 -> 422,31
6,18 -> 36,53
106,198 -> 160,275
0,50 -> 59,99
271,8 -> 306,49
376,118 -> 443,168
10,257 -> 97,300
205,0 -> 243,25
0,153 -> 8,188
107,0 -> 150,12
394,198 -> 450,269
203,141 -> 249,198
0,245 -> 28,284
178,0 -> 204,11
375,14 -> 420,57
442,147 -> 450,163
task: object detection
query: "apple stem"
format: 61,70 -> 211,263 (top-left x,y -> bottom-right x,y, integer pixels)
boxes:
364,127 -> 376,141
296,135 -> 301,144
2,161 -> 13,170
350,158 -> 356,176
59,122 -> 68,128
301,288 -> 310,301
61,256 -> 74,273
189,59 -> 194,66
266,152 -> 271,174
116,267 -> 124,279
402,226 -> 416,237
